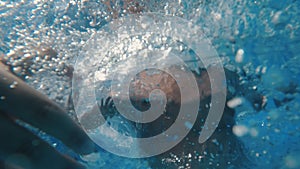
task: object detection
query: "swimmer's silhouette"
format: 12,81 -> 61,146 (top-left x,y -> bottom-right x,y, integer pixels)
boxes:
81,65 -> 259,168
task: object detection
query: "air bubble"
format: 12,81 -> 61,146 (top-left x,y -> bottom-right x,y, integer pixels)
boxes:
227,97 -> 243,108
9,81 -> 18,89
232,125 -> 249,137
235,49 -> 244,63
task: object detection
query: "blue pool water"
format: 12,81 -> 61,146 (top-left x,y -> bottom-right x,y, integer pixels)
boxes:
1,0 -> 300,169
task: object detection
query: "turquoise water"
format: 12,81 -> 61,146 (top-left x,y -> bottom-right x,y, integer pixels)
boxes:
1,0 -> 300,168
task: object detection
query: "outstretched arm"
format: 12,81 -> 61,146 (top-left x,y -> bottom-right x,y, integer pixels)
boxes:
0,62 -> 96,169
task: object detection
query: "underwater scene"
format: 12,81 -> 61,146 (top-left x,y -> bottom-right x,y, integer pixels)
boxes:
0,0 -> 300,169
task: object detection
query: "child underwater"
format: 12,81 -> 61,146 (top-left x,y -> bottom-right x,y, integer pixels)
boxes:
81,65 -> 263,169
